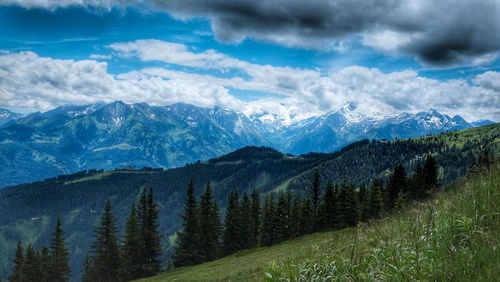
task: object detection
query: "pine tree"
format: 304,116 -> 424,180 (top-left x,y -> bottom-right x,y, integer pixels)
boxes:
359,184 -> 370,221
173,179 -> 200,267
321,181 -> 337,229
370,178 -> 384,218
223,190 -> 241,256
21,244 -> 41,281
394,190 -> 407,210
310,169 -> 321,232
197,181 -> 221,262
86,199 -> 121,282
289,192 -> 302,238
423,155 -> 438,191
259,193 -> 275,246
337,179 -> 348,227
410,162 -> 425,200
275,191 -> 290,243
299,195 -> 312,235
38,246 -> 50,282
120,203 -> 142,280
49,217 -> 71,282
81,254 -> 95,282
9,240 -> 24,282
239,192 -> 252,250
138,187 -> 162,276
388,164 -> 408,209
249,188 -> 260,248
345,182 -> 360,226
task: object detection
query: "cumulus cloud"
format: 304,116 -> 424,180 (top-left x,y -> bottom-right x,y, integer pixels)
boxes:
89,54 -> 112,60
3,0 -> 500,66
0,51 -> 243,112
473,71 -> 500,92
0,46 -> 498,122
0,0 -> 116,10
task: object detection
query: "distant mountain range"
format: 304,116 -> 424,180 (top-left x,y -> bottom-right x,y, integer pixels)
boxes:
0,109 -> 23,126
0,101 -> 494,187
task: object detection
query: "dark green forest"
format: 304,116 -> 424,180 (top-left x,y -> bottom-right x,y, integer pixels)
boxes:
0,124 -> 498,279
172,152 -> 447,268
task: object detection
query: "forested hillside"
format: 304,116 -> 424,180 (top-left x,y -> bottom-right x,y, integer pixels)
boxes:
0,124 -> 498,279
146,158 -> 500,281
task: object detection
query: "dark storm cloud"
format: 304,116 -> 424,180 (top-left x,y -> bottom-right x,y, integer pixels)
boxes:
149,0 -> 399,41
3,0 -> 500,65
146,0 -> 500,66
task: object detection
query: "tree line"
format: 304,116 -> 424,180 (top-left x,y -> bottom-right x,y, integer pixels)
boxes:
173,155 -> 440,267
7,153 -> 471,279
81,187 -> 162,282
7,188 -> 163,282
8,218 -> 70,282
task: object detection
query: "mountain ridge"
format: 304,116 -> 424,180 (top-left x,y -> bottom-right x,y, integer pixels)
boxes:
0,102 -> 495,187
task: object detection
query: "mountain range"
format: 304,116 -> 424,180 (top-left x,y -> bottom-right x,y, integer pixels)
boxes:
0,101 -> 494,187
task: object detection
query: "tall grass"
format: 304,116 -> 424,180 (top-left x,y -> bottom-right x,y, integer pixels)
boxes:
265,164 -> 500,281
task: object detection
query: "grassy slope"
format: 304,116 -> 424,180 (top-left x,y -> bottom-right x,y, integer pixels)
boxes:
141,164 -> 500,281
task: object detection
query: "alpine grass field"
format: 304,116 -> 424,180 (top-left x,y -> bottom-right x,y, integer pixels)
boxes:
141,163 -> 500,281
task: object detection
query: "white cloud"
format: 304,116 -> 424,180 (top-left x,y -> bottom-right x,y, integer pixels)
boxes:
89,54 -> 112,60
109,40 -> 500,121
0,47 -> 499,122
0,0 -> 116,10
0,51 -> 243,112
363,30 -> 415,53
473,71 -> 500,92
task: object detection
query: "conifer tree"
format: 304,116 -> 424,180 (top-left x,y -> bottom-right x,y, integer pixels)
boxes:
197,181 -> 221,261
370,178 -> 384,218
49,217 -> 71,282
9,240 -> 24,282
21,244 -> 41,281
260,193 -> 275,246
138,187 -> 162,276
410,162 -> 425,200
358,184 -> 370,221
423,155 -> 438,191
394,191 -> 407,210
239,192 -> 252,250
249,188 -> 260,248
173,179 -> 200,267
344,182 -> 360,226
38,246 -> 50,282
286,190 -> 294,237
289,192 -> 302,238
321,181 -> 336,229
299,195 -> 312,235
388,164 -> 408,209
223,190 -> 241,256
337,179 -> 348,227
81,254 -> 95,282
120,203 -> 142,280
275,191 -> 290,243
310,169 -> 321,231
85,199 -> 121,282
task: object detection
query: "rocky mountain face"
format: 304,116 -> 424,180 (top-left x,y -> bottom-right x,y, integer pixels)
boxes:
0,109 -> 23,126
0,101 -> 494,187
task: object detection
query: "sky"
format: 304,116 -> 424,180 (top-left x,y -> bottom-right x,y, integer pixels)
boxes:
0,0 -> 499,122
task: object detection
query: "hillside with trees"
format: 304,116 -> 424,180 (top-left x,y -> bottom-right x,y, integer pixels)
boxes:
146,157 -> 499,281
0,124 -> 498,279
